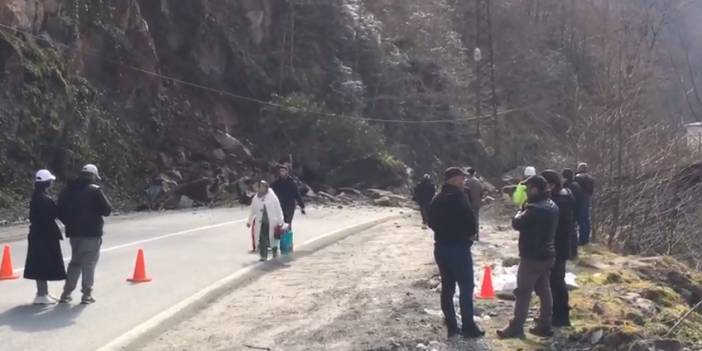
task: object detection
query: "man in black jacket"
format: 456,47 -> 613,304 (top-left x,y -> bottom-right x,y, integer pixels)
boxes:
562,169 -> 583,258
271,165 -> 305,226
58,164 -> 112,304
498,175 -> 558,339
413,174 -> 436,225
575,163 -> 595,245
542,170 -> 575,327
428,167 -> 484,339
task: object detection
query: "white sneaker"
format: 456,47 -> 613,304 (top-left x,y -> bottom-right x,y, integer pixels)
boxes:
33,295 -> 57,305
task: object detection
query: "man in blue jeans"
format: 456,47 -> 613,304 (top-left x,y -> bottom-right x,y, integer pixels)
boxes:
428,167 -> 484,339
575,163 -> 595,245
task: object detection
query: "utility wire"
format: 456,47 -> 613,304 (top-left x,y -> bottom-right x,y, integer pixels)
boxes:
0,22 -> 540,125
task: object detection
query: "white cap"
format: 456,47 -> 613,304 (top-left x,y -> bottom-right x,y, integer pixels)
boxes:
524,166 -> 536,177
35,169 -> 56,183
81,164 -> 101,180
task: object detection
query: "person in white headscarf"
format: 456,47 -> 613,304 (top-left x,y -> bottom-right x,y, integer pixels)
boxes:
24,170 -> 66,305
246,181 -> 285,261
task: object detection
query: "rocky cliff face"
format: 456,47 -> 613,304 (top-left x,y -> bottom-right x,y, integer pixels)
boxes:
0,0 -> 479,214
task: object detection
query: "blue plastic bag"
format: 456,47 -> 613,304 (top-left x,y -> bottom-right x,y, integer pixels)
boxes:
280,229 -> 294,255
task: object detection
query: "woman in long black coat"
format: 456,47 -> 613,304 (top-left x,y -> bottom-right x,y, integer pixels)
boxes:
24,169 -> 66,305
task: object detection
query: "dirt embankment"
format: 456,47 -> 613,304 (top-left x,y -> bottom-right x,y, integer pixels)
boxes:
141,203 -> 702,351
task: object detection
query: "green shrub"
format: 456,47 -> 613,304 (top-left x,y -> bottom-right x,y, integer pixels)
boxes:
259,93 -> 387,171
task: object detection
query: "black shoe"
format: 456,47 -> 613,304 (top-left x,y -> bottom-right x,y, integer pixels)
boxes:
497,327 -> 526,339
58,294 -> 72,304
446,320 -> 460,339
462,324 -> 486,338
529,326 -> 554,337
81,295 -> 96,305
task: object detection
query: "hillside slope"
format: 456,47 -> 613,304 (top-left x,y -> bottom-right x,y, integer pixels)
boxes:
0,0 -> 698,222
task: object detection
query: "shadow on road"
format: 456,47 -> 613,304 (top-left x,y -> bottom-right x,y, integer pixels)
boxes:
0,303 -> 86,332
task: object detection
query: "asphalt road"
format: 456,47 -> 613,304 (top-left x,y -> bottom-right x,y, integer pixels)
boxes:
0,206 -> 393,351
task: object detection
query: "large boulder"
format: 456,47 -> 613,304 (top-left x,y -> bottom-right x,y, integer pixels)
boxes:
214,131 -> 252,158
212,148 -> 226,161
478,176 -> 498,194
318,191 -> 337,201
144,174 -> 179,209
175,178 -> 212,203
177,195 -> 195,209
365,188 -> 393,199
329,155 -> 408,189
373,196 -> 395,207
338,187 -> 362,196
367,189 -> 410,207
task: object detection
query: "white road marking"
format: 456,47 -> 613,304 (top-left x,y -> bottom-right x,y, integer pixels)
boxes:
97,215 -> 397,351
13,219 -> 246,273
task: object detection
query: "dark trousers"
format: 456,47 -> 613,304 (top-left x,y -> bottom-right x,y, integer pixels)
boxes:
282,203 -> 295,226
434,245 -> 475,332
550,259 -> 569,322
577,196 -> 592,245
419,204 -> 430,224
259,227 -> 271,259
570,229 -> 579,258
473,208 -> 480,239
510,258 -> 554,330
36,280 -> 48,296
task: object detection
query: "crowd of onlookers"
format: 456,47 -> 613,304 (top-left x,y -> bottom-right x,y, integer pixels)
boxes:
415,163 -> 595,339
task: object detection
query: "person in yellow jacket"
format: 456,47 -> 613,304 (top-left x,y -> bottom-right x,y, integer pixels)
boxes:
512,166 -> 536,208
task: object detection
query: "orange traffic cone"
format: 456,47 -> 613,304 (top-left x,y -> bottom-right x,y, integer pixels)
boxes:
0,245 -> 19,280
476,266 -> 495,299
127,249 -> 152,283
